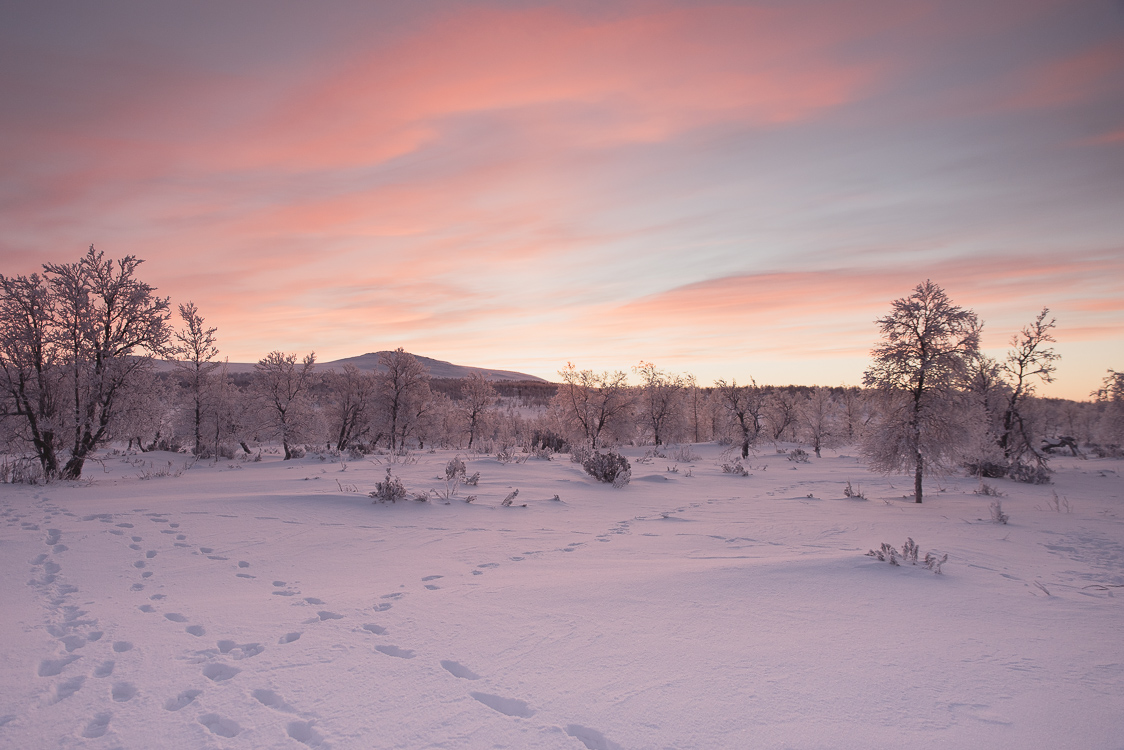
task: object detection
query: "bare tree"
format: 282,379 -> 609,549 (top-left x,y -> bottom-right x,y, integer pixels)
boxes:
0,247 -> 171,479
684,374 -> 707,443
323,363 -> 377,451
1093,369 -> 1124,450
376,348 -> 431,451
552,363 -> 633,449
634,361 -> 685,446
714,378 -> 763,458
254,351 -> 316,460
763,387 -> 800,443
862,280 -> 981,503
460,372 -> 496,449
998,308 -> 1059,467
799,386 -> 839,458
173,302 -> 220,456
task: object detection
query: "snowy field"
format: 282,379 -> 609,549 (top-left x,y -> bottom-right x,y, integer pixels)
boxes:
2,445 -> 1122,750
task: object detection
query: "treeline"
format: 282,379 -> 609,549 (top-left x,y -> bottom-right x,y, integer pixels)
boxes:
1,250 -> 1121,486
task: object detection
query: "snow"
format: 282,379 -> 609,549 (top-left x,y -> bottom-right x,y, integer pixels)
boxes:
1,445 -> 1122,749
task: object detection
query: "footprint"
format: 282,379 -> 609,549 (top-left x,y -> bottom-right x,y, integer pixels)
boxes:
375,645 -> 415,659
361,624 -> 387,635
149,594 -> 166,600
111,682 -> 137,702
372,603 -> 392,612
236,573 -> 255,579
115,523 -> 134,529
108,530 -> 124,536
279,632 -> 301,644
45,529 -> 61,544
272,581 -> 287,587
424,585 -> 440,590
316,611 -> 344,621
164,613 -> 188,623
131,536 -> 142,542
252,688 -> 296,713
138,605 -> 155,614
130,583 -> 144,591
238,561 -> 250,568
202,663 -> 240,682
129,544 -> 142,551
273,590 -> 298,596
37,656 -> 79,677
55,675 -> 85,702
87,631 -> 103,642
440,660 -> 480,680
421,575 -> 443,581
565,724 -> 624,750
81,711 -> 111,738
93,660 -> 115,678
146,550 -> 158,558
199,713 -> 240,738
141,571 -> 153,578
304,597 -> 324,605
132,560 -> 145,569
200,548 -> 214,554
112,641 -> 133,653
476,563 -> 499,569
60,635 -> 87,652
176,534 -> 186,540
163,689 -> 202,711
217,640 -> 238,653
207,555 -> 229,561
469,692 -> 534,718
185,625 -> 206,637
287,720 -> 326,747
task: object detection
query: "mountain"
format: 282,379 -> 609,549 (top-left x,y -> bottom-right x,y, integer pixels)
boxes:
155,351 -> 547,382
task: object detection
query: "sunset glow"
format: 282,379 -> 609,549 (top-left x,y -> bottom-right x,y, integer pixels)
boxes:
2,1 -> 1122,398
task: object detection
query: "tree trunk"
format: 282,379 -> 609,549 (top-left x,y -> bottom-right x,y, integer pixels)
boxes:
914,450 -> 923,503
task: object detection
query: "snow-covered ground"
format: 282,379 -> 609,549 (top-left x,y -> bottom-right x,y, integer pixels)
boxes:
2,444 -> 1122,749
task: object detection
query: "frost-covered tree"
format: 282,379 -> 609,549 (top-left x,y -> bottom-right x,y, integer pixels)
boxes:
798,387 -> 839,458
323,363 -> 377,451
376,348 -> 431,451
1093,369 -> 1124,451
552,363 -> 633,449
460,372 -> 496,449
173,302 -> 220,456
763,387 -> 800,443
254,351 -> 316,460
634,361 -> 685,446
0,247 -> 171,479
997,308 -> 1059,467
862,280 -> 981,503
714,378 -> 763,458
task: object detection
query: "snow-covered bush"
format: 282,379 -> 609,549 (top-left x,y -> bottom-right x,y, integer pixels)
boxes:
370,468 -> 408,503
866,538 -> 946,574
673,445 -> 702,462
788,448 -> 810,463
989,500 -> 1009,524
843,481 -> 865,499
582,450 -> 631,488
721,461 -> 749,476
1010,462 -> 1051,485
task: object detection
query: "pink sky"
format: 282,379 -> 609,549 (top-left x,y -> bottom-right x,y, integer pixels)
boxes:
2,1 -> 1122,399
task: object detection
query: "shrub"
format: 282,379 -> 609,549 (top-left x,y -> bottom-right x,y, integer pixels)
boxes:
721,461 -> 749,476
370,468 -> 408,503
673,445 -> 702,463
582,450 -> 631,488
866,538 -> 946,574
1010,462 -> 1051,485
445,457 -> 466,481
0,456 -> 46,485
989,500 -> 1009,524
843,481 -> 866,499
787,448 -> 810,463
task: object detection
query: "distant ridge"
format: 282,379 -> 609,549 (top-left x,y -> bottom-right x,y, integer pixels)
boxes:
155,351 -> 546,382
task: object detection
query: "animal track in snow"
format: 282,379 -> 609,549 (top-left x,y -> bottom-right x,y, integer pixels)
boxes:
469,692 -> 534,717
361,624 -> 387,635
440,660 -> 480,680
316,611 -> 344,621
238,561 -> 250,568
112,641 -> 133,653
287,720 -> 327,747
93,661 -> 115,678
372,603 -> 392,612
81,711 -> 111,738
111,682 -> 137,702
185,625 -> 206,637
252,688 -> 297,713
565,724 -> 625,750
202,663 -> 240,682
200,547 -> 214,554
421,575 -> 443,581
303,597 -> 324,605
54,675 -> 85,702
38,656 -> 79,677
375,645 -> 415,659
163,689 -> 201,711
145,550 -> 157,558
199,713 -> 240,737
164,613 -> 188,623
279,632 -> 302,644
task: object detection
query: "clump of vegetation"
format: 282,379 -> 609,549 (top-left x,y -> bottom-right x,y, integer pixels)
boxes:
582,450 -> 631,488
866,538 -> 947,574
989,500 -> 1009,524
843,480 -> 866,499
787,448 -> 810,463
721,461 -> 749,476
370,468 -> 408,503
